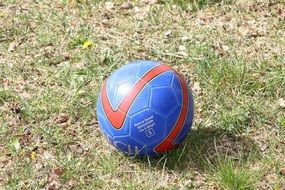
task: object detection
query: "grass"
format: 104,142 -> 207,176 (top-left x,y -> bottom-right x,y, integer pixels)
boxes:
211,158 -> 256,190
0,0 -> 285,189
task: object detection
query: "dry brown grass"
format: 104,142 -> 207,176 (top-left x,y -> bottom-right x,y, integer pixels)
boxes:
0,0 -> 285,189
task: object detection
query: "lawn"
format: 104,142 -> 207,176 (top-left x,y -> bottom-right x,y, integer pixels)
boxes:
0,0 -> 285,189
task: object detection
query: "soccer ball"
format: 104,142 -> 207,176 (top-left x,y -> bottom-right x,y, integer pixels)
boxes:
96,60 -> 194,157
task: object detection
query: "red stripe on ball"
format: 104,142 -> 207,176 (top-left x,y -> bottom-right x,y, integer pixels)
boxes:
101,64 -> 172,129
154,72 -> 189,153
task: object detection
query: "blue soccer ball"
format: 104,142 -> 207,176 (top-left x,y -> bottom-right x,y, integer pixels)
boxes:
96,60 -> 194,157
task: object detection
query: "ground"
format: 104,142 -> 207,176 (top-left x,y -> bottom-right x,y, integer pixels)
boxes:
0,0 -> 285,189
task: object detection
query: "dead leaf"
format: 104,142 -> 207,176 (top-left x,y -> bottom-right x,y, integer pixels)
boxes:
0,156 -> 9,164
2,78 -> 9,88
8,39 -> 24,52
19,127 -> 32,145
171,5 -> 177,10
149,0 -> 158,5
24,127 -> 31,136
266,173 -> 278,183
8,41 -> 18,52
279,168 -> 285,176
278,98 -> 285,108
178,45 -> 186,51
47,180 -> 61,190
53,113 -> 69,124
46,167 -> 64,190
70,144 -> 84,155
178,51 -> 188,57
239,24 -> 249,36
141,0 -> 158,5
53,168 -> 64,176
105,2 -> 114,10
178,45 -> 188,56
134,6 -> 150,20
120,2 -> 133,10
197,108 -> 203,113
65,179 -> 76,189
42,151 -> 55,161
192,172 -> 206,188
276,6 -> 285,19
192,82 -> 202,95
11,102 -> 21,114
20,91 -> 31,99
181,35 -> 190,42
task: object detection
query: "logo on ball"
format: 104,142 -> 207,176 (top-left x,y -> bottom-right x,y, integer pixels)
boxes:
96,60 -> 194,156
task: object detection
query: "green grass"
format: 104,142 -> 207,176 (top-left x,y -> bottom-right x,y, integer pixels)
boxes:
1,0 -> 285,189
211,158 -> 256,190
